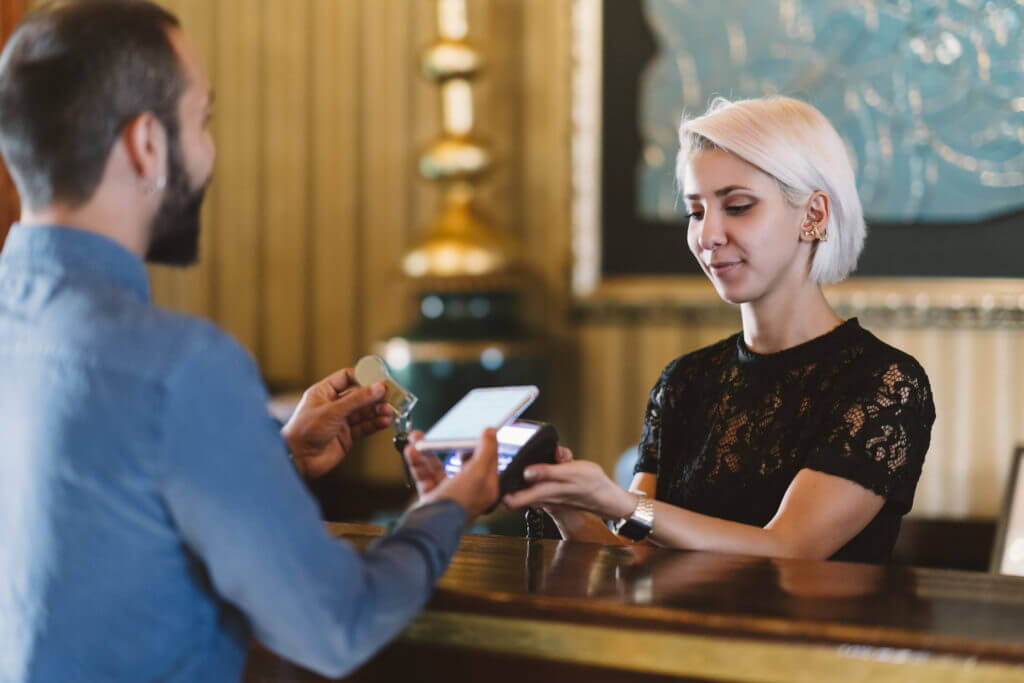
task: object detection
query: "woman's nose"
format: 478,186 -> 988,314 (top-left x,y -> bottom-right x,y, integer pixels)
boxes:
698,213 -> 727,251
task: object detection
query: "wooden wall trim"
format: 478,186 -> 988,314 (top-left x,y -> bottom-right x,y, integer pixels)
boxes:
572,276 -> 1024,329
0,0 -> 26,246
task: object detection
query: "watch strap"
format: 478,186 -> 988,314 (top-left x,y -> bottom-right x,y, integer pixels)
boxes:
614,491 -> 654,541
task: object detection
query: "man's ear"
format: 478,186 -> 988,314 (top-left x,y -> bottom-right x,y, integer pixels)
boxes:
799,191 -> 831,242
120,112 -> 167,183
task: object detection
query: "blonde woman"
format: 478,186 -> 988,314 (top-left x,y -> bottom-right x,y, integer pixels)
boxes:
501,96 -> 936,563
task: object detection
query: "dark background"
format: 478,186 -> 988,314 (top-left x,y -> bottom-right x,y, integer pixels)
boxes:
600,1 -> 1024,279
0,0 -> 25,245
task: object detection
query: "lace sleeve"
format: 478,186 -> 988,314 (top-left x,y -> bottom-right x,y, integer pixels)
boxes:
805,359 -> 935,514
634,372 -> 668,475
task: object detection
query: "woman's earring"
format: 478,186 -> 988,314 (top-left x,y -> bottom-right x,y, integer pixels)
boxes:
141,175 -> 167,195
803,223 -> 827,242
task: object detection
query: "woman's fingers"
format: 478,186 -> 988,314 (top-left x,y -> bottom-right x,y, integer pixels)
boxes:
503,481 -> 574,509
555,446 -> 574,463
508,460 -> 612,513
523,461 -> 583,484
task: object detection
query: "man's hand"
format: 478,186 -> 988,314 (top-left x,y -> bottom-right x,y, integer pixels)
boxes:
402,431 -> 447,498
406,429 -> 500,521
281,368 -> 392,480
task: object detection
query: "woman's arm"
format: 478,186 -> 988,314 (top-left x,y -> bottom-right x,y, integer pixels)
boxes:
505,462 -> 884,559
648,469 -> 883,558
542,506 -> 621,544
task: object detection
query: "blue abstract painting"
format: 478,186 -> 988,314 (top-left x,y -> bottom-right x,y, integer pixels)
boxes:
638,0 -> 1024,223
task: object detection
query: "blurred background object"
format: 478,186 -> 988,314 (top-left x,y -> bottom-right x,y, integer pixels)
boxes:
0,0 -> 25,243
383,0 -> 551,437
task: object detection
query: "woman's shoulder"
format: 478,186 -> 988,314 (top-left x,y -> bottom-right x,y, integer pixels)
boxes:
841,324 -> 934,410
850,325 -> 929,379
658,333 -> 740,385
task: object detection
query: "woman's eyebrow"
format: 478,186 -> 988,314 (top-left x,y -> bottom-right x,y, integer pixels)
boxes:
684,185 -> 752,200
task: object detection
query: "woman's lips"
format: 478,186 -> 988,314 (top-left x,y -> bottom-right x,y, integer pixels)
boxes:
708,260 -> 742,276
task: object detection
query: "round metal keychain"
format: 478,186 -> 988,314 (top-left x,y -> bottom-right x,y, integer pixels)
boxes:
354,355 -> 418,486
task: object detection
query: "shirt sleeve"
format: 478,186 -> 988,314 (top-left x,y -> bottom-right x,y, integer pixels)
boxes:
634,372 -> 667,475
158,327 -> 466,678
804,358 -> 936,515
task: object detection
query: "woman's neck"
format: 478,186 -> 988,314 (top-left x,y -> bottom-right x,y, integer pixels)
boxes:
740,279 -> 842,354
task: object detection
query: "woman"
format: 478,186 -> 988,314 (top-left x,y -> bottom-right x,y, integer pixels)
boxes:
499,96 -> 935,563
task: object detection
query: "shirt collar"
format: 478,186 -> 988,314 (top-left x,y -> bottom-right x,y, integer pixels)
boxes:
736,317 -> 861,367
0,223 -> 152,302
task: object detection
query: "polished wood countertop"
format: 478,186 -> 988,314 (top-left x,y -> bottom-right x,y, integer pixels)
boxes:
244,523 -> 1024,682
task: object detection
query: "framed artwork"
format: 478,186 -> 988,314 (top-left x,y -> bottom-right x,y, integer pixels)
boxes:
992,447 -> 1024,576
571,1 -> 1024,294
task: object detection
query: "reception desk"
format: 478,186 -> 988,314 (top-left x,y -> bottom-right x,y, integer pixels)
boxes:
244,523 -> 1024,682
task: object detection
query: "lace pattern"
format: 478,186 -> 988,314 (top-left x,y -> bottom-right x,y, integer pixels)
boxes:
635,319 -> 935,563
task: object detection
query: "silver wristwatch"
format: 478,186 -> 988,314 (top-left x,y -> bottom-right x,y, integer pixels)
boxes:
613,491 -> 655,541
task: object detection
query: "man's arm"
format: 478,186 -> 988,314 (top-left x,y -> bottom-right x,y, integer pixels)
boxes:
157,330 -> 466,678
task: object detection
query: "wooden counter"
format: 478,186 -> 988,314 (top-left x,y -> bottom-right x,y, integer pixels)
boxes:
244,523 -> 1024,682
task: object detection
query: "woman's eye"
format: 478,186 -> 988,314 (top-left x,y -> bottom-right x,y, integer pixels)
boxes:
725,204 -> 753,215
685,210 -> 704,221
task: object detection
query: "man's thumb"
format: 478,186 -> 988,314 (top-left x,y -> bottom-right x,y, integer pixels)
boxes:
467,428 -> 499,472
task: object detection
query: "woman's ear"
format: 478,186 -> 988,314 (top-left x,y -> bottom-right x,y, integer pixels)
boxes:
799,191 -> 831,242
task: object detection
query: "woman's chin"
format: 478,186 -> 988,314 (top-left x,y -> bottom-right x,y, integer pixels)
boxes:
711,280 -> 754,305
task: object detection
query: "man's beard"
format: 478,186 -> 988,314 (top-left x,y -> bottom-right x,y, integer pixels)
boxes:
145,134 -> 208,266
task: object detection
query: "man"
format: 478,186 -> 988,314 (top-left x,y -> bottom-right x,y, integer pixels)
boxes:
0,2 -> 499,681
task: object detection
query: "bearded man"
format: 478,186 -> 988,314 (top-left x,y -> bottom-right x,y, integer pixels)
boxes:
0,2 -> 500,681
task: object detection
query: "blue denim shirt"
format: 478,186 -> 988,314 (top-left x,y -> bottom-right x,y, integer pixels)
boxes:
0,224 -> 467,682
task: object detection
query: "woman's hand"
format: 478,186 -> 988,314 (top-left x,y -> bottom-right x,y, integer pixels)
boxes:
532,447 -> 594,534
502,448 -> 636,522
536,447 -> 579,517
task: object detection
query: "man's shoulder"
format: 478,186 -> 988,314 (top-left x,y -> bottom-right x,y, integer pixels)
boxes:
77,296 -> 255,388
145,308 -> 257,385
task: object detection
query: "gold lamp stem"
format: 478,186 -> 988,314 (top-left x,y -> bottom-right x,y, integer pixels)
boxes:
439,0 -> 472,137
438,0 -> 468,41
401,0 -> 523,282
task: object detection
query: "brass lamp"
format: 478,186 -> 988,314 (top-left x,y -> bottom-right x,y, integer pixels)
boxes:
375,0 -> 550,446
401,0 -> 525,286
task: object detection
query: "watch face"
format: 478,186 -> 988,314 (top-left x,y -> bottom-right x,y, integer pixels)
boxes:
616,518 -> 652,542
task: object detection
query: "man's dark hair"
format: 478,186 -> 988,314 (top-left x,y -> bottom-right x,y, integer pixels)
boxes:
0,0 -> 185,210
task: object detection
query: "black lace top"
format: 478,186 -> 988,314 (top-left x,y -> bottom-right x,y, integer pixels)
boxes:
635,318 -> 935,564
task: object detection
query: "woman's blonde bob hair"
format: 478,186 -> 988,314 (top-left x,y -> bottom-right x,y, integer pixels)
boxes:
677,96 -> 866,284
